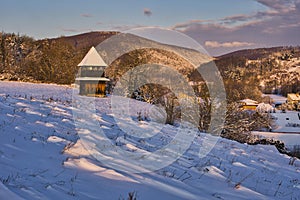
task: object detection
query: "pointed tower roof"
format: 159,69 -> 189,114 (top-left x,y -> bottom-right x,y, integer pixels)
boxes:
78,46 -> 108,67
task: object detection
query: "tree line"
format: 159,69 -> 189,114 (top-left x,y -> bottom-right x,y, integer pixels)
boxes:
0,32 -> 85,84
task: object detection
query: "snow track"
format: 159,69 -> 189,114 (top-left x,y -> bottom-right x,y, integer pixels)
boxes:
0,81 -> 300,199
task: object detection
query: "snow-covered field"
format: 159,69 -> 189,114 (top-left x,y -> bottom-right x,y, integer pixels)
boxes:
253,131 -> 300,149
262,94 -> 300,133
254,111 -> 300,150
255,93 -> 300,150
1,81 -> 300,200
271,111 -> 300,133
253,111 -> 300,148
263,94 -> 287,105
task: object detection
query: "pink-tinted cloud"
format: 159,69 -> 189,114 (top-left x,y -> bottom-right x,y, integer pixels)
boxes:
205,41 -> 255,48
110,24 -> 144,31
171,0 -> 300,55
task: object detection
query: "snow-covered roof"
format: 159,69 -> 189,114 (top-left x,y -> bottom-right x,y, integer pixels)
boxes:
78,47 -> 108,67
256,103 -> 274,112
75,77 -> 110,81
239,99 -> 259,105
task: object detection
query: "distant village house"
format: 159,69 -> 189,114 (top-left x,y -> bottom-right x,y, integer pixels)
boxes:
239,99 -> 259,111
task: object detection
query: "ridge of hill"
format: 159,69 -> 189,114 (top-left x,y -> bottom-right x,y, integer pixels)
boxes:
47,31 -> 118,50
216,46 -> 300,60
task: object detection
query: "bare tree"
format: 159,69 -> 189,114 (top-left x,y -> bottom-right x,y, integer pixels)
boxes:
221,103 -> 272,143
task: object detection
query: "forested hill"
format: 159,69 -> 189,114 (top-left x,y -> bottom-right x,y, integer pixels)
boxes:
0,31 -> 209,85
0,31 -> 117,84
217,46 -> 300,60
0,31 -> 299,101
214,46 -> 300,100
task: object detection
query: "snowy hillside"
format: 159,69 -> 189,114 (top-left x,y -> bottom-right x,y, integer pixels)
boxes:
1,81 -> 300,200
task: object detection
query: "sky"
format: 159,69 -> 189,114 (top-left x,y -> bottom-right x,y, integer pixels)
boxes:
0,0 -> 299,56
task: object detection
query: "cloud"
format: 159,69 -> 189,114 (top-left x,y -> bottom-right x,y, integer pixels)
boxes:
221,14 -> 252,24
110,24 -> 144,31
205,41 -> 255,48
171,19 -> 212,30
143,8 -> 152,16
171,0 -> 300,55
256,0 -> 297,12
61,28 -> 79,33
81,13 -> 93,18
